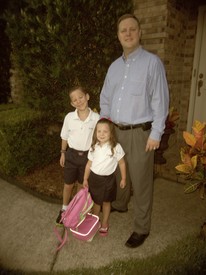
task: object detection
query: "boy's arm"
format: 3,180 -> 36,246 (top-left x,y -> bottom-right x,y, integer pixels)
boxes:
61,139 -> 68,152
118,157 -> 126,189
83,160 -> 92,188
60,139 -> 68,167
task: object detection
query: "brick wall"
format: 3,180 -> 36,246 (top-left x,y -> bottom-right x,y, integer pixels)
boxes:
133,0 -> 203,179
133,0 -> 199,141
134,0 -> 168,59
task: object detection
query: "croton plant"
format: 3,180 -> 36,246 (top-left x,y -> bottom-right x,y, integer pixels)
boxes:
175,120 -> 206,199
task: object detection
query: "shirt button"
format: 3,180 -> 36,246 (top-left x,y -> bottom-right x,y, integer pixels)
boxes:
119,98 -> 121,101
124,75 -> 127,78
117,110 -> 119,112
121,87 -> 124,90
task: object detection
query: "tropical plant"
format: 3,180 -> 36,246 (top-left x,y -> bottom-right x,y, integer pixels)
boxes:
175,120 -> 206,199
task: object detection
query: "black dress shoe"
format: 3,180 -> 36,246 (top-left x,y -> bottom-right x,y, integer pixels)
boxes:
111,206 -> 128,213
125,232 -> 149,248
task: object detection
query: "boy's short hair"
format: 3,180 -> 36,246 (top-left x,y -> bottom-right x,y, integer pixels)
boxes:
68,86 -> 88,100
117,14 -> 140,30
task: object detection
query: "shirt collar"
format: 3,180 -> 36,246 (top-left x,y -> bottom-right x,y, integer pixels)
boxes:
122,46 -> 142,62
96,141 -> 110,148
74,108 -> 92,121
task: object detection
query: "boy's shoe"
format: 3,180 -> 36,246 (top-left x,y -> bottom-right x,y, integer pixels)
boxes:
55,209 -> 65,226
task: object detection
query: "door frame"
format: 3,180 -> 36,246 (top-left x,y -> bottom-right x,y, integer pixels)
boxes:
187,5 -> 206,131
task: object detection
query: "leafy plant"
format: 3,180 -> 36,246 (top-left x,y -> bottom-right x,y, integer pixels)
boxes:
3,0 -> 133,116
175,120 -> 206,199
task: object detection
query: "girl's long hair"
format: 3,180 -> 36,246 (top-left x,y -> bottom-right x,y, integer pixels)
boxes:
91,118 -> 117,155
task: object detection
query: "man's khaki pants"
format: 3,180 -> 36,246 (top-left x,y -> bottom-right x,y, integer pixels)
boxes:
113,127 -> 154,234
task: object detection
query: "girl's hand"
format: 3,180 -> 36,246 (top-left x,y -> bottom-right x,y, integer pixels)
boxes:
83,180 -> 89,188
120,179 -> 126,189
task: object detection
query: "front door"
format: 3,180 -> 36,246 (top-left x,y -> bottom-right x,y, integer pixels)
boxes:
187,5 -> 206,131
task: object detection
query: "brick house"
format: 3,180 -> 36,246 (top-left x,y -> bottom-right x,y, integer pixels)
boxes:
132,0 -> 206,179
8,0 -> 205,181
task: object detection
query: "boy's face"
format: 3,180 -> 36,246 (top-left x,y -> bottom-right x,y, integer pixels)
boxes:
70,89 -> 89,110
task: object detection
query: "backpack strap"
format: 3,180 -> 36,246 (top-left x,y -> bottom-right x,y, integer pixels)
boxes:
54,227 -> 69,251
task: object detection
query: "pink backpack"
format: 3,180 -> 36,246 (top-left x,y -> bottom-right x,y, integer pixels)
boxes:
54,187 -> 97,250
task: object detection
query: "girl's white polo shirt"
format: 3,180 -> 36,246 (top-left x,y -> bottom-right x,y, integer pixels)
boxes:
88,142 -> 125,176
60,108 -> 99,151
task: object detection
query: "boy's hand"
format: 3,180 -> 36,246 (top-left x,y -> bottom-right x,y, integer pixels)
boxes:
120,179 -> 126,189
60,154 -> 65,167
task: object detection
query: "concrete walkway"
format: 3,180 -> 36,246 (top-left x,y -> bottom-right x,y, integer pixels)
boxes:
0,177 -> 205,273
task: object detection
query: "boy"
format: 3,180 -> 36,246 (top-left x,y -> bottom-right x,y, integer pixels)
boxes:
56,86 -> 99,225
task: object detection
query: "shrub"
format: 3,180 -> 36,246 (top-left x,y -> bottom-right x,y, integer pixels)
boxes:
0,105 -> 61,176
3,0 -> 133,116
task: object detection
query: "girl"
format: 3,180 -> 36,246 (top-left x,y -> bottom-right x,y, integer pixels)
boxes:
83,118 -> 126,236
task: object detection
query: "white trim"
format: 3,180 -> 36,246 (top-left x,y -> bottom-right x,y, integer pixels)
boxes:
187,5 -> 206,131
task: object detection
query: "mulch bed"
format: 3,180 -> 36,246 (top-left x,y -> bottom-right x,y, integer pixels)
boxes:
16,159 -> 64,200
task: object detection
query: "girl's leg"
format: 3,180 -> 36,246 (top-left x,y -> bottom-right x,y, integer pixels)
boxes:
92,203 -> 101,217
101,201 -> 111,227
99,202 -> 110,236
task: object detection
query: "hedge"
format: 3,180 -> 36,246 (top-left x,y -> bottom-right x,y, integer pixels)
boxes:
0,105 -> 61,176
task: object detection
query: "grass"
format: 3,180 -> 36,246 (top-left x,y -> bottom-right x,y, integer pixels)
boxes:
1,233 -> 206,275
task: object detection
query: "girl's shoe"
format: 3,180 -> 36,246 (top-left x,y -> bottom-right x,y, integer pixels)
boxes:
99,225 -> 109,237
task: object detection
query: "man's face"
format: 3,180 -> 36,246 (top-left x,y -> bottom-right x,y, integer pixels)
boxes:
117,18 -> 141,55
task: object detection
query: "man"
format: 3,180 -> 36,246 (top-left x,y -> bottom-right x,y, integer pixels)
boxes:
100,14 -> 169,248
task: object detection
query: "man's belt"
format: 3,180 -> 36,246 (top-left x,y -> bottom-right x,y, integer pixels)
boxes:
114,121 -> 152,131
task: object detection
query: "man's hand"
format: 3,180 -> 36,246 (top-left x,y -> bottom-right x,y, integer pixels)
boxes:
145,138 -> 160,152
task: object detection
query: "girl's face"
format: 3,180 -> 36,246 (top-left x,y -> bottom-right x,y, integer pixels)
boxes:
70,89 -> 89,111
96,123 -> 111,145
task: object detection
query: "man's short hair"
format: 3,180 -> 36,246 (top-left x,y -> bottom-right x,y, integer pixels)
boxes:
117,14 -> 140,30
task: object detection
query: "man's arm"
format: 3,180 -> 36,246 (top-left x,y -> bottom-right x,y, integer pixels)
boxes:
149,59 -> 169,140
100,75 -> 111,118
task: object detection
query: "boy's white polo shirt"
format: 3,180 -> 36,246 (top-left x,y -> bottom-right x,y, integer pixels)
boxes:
88,142 -> 125,176
61,108 -> 99,151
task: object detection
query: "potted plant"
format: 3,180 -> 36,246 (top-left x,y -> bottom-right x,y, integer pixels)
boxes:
175,120 -> 206,240
155,106 -> 179,164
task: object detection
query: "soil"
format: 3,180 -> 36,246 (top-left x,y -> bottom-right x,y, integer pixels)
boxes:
16,159 -> 64,200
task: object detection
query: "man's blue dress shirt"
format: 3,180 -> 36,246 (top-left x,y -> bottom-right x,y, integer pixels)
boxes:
100,46 -> 169,141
